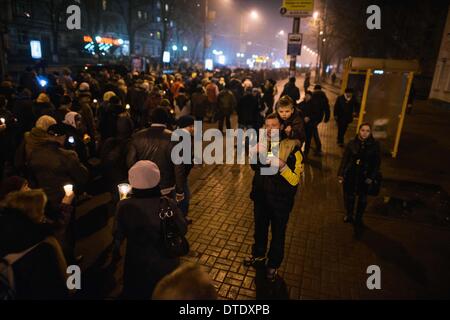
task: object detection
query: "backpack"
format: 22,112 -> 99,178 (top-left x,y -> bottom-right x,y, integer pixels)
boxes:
0,242 -> 42,300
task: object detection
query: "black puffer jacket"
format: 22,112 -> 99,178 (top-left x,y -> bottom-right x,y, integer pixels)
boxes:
310,90 -> 331,124
126,126 -> 186,195
334,95 -> 359,124
338,136 -> 381,193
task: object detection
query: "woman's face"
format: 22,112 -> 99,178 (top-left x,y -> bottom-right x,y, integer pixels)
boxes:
359,125 -> 371,140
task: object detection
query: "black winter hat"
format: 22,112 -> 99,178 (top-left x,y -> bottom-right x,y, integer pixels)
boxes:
177,115 -> 195,129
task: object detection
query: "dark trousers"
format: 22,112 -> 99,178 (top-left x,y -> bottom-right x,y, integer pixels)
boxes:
304,123 -> 322,156
218,114 -> 231,132
337,121 -> 349,144
344,191 -> 368,222
179,181 -> 190,217
252,198 -> 290,269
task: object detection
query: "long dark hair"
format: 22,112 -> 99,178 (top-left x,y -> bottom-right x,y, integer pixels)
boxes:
358,122 -> 373,140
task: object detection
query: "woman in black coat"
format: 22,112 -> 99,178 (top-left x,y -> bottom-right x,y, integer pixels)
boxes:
113,160 -> 187,299
338,123 -> 381,226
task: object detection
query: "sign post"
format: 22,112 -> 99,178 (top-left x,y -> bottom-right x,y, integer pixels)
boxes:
281,0 -> 314,78
287,33 -> 303,56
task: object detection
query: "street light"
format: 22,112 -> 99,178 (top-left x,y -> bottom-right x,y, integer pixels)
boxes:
250,10 -> 259,20
278,30 -> 285,36
313,11 -> 319,20
172,45 -> 178,51
183,46 -> 188,52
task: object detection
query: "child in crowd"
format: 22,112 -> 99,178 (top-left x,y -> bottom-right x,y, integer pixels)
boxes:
276,95 -> 305,147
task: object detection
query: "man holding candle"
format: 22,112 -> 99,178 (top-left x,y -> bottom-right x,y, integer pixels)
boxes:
245,113 -> 304,281
27,123 -> 89,211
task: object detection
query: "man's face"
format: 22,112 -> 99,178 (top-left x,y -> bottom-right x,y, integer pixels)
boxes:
305,94 -> 312,102
278,106 -> 293,121
344,93 -> 353,100
265,118 -> 281,140
186,125 -> 195,135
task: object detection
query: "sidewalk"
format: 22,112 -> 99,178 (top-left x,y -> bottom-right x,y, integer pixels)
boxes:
180,85 -> 450,300
73,82 -> 450,300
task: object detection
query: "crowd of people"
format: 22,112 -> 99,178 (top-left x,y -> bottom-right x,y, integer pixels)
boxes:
0,64 -> 381,300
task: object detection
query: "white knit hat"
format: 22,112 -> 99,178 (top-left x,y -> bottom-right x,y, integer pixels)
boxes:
128,161 -> 161,190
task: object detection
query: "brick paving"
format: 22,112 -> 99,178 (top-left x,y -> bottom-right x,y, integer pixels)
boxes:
179,80 -> 450,300
75,78 -> 450,300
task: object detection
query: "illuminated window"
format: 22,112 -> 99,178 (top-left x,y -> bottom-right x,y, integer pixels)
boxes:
138,11 -> 142,19
156,16 -> 161,22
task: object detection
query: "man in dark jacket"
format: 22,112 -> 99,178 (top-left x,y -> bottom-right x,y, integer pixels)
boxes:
237,87 -> 260,129
217,87 -> 237,132
281,77 -> 300,104
28,123 -> 89,209
306,85 -> 330,156
334,88 -> 359,146
245,113 -> 304,281
126,107 -> 185,202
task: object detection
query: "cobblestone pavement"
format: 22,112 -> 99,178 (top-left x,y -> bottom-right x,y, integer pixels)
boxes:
75,79 -> 450,300
179,81 -> 450,300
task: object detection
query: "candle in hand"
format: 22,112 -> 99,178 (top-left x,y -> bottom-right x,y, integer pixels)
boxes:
63,184 -> 74,196
118,183 -> 131,200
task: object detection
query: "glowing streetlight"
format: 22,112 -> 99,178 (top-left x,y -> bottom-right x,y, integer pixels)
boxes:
172,45 -> 178,51
319,31 -> 324,35
278,30 -> 285,36
183,45 -> 188,52
250,10 -> 259,20
313,11 -> 319,20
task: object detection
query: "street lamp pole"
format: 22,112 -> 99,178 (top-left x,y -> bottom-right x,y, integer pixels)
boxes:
315,18 -> 321,83
203,0 -> 208,64
289,17 -> 300,78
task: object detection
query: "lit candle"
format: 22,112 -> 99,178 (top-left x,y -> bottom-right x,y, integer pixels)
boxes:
118,183 -> 131,200
63,184 -> 74,196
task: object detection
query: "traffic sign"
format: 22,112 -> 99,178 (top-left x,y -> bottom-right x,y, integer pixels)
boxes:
287,33 -> 303,56
280,0 -> 314,18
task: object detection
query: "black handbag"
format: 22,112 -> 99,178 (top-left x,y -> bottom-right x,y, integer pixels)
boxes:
159,197 -> 190,258
367,171 -> 382,196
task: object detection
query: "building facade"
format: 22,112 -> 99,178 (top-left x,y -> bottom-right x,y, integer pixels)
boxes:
430,5 -> 450,107
0,0 -> 166,77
